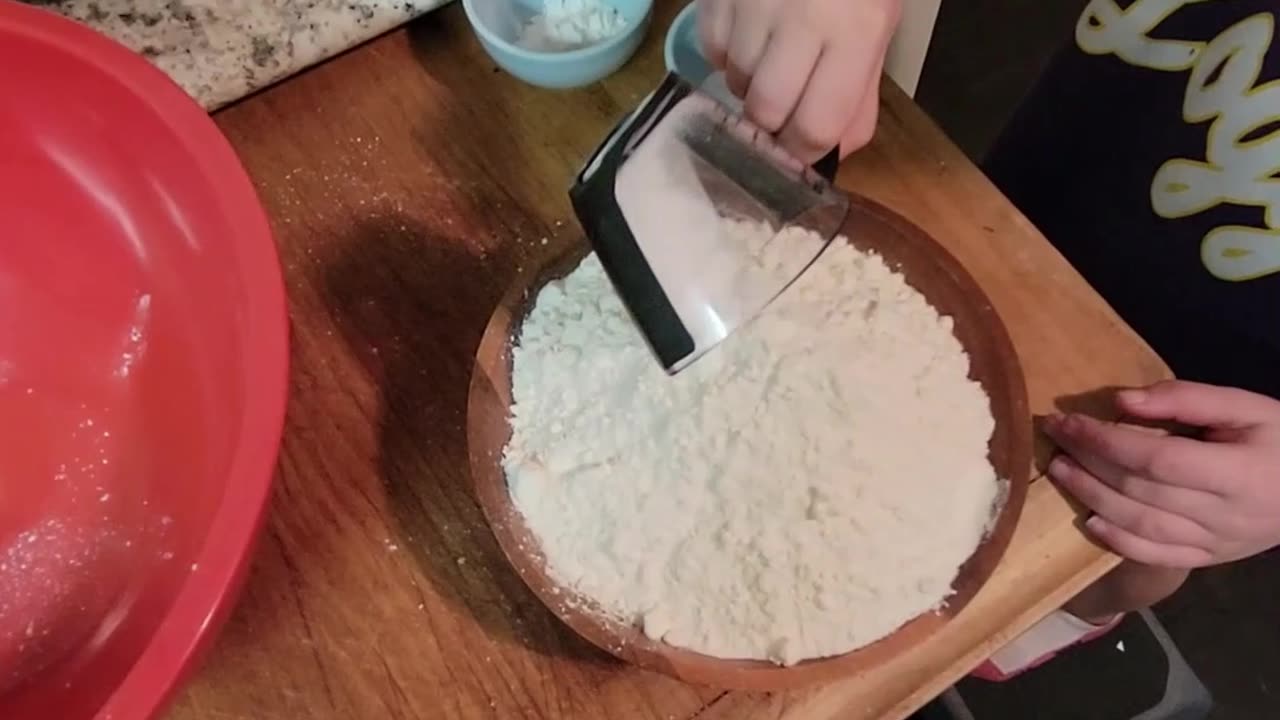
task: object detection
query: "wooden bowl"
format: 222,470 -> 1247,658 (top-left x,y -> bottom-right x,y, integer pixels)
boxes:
466,194 -> 1032,690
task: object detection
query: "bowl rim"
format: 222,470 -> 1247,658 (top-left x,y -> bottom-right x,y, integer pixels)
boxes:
663,0 -> 698,74
462,0 -> 654,62
0,3 -> 289,718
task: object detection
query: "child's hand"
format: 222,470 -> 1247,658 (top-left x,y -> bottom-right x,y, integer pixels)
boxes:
1045,380 -> 1280,568
698,0 -> 901,161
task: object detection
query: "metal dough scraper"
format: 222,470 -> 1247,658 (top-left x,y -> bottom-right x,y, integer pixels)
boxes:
570,71 -> 849,374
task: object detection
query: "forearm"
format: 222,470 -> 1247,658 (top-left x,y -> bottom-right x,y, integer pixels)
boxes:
1064,560 -> 1190,623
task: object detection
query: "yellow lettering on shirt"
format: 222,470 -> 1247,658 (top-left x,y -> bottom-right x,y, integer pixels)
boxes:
1077,0 -> 1208,70
1203,226 -> 1280,280
1076,0 -> 1280,281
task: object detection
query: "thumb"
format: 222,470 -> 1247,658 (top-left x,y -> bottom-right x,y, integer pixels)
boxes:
1117,380 -> 1280,430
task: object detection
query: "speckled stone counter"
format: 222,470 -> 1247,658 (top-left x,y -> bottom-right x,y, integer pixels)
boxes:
28,0 -> 452,110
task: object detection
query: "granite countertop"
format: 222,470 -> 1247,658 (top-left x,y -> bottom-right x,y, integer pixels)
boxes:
29,0 -> 453,110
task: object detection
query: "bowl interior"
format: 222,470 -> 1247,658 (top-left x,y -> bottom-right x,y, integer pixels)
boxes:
467,195 -> 1032,690
468,0 -> 653,50
467,0 -> 540,44
0,5 -> 286,717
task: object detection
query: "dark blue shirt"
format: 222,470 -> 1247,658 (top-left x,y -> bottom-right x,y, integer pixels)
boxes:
984,0 -> 1280,399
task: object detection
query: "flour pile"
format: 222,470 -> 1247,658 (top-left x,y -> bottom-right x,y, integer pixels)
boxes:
502,232 -> 1002,665
516,0 -> 627,52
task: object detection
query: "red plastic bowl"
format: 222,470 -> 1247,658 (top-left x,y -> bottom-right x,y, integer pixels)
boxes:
0,2 -> 288,718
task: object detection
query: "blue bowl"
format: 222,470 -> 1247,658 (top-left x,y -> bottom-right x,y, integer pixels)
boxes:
463,0 -> 653,89
664,1 -> 711,82
664,2 -> 742,113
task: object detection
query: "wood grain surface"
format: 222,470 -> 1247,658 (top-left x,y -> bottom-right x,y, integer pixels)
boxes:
167,2 -> 1171,718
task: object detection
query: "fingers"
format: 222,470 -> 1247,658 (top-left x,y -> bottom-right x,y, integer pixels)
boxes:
700,1 -> 895,161
1045,414 -> 1162,473
1049,450 -> 1219,520
777,8 -> 891,162
1044,413 -> 1229,494
699,0 -> 734,70
1049,456 -> 1217,549
1118,380 -> 1280,430
1084,516 -> 1214,568
777,44 -> 869,162
723,6 -> 773,98
838,53 -> 885,156
743,21 -> 822,133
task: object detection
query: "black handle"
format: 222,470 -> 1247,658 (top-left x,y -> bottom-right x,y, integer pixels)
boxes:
569,73 -> 698,372
812,148 -> 840,182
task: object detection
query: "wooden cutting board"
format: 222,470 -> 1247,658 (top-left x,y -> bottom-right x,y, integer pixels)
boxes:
167,2 -> 1170,718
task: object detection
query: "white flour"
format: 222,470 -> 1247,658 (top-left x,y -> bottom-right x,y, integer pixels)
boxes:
516,0 -> 627,52
503,233 -> 1002,665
